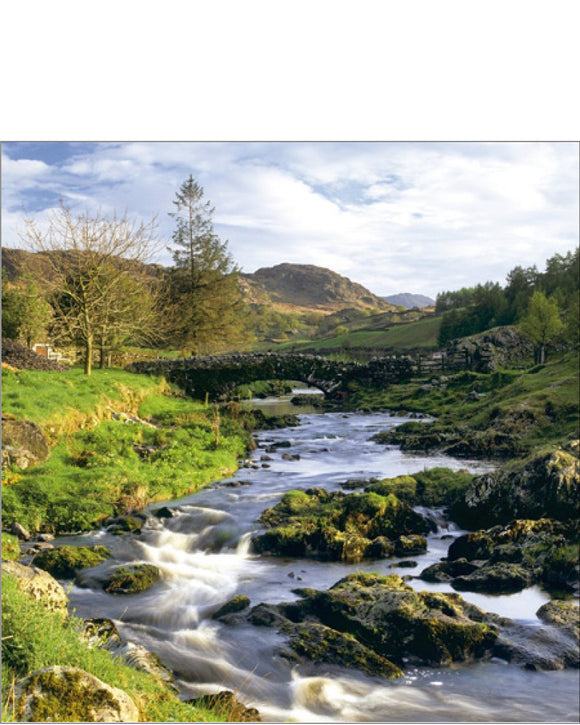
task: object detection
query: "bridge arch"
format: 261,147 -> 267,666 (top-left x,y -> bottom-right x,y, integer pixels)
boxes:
127,352 -> 417,400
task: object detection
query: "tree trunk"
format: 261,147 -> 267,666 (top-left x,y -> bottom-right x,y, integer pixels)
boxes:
85,337 -> 93,375
540,345 -> 546,364
99,344 -> 106,369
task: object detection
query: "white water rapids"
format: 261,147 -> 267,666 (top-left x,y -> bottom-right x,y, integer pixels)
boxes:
61,401 -> 580,722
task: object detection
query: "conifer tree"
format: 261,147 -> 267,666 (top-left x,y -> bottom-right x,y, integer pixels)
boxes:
168,175 -> 247,354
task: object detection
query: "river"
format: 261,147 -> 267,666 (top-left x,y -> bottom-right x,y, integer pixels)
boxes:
59,395 -> 580,722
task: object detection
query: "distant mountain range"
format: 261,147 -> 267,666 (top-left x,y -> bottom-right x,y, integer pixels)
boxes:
383,293 -> 435,309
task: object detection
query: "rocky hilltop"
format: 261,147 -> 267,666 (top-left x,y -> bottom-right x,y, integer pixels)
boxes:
241,263 -> 395,314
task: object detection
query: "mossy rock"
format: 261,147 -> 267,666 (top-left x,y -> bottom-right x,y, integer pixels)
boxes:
301,573 -> 499,667
106,515 -> 145,535
2,561 -> 68,615
212,594 -> 251,619
456,445 -> 580,526
81,617 -> 123,648
420,558 -> 479,583
394,534 -> 427,556
448,529 -> 497,561
33,545 -> 110,579
536,601 -> 580,641
1,531 -> 21,561
284,620 -> 403,679
254,488 -> 430,562
103,564 -> 161,595
187,690 -> 261,722
452,562 -> 532,594
14,666 -> 139,722
448,518 -> 578,590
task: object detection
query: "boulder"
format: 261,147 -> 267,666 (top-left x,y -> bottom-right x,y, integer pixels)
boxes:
187,690 -> 261,722
10,522 -> 31,541
212,594 -> 251,620
253,488 -> 431,563
103,564 -> 161,595
245,573 -> 499,674
81,618 -> 123,649
536,601 -> 580,641
114,642 -> 176,690
2,561 -> 68,615
493,621 -> 579,671
447,519 -> 579,592
105,515 -> 145,535
452,562 -> 532,594
456,444 -> 580,526
14,666 -> 139,722
1,415 -> 50,468
419,558 -> 479,583
282,620 -> 402,679
394,534 -> 427,556
33,545 -> 110,579
298,573 -> 499,667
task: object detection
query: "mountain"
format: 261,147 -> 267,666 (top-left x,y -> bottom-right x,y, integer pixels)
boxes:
241,264 -> 395,314
383,293 -> 435,309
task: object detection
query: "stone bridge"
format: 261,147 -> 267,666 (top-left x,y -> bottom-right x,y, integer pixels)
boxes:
126,352 -> 418,400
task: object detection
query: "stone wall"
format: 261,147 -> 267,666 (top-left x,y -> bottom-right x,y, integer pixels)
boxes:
126,352 -> 417,399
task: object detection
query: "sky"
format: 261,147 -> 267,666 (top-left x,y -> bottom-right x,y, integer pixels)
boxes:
2,141 -> 578,299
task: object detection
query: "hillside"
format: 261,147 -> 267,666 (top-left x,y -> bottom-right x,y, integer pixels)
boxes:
384,292 -> 435,309
1,246 -> 166,283
242,263 -> 395,314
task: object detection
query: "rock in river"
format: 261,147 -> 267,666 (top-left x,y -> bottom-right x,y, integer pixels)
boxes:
243,572 -> 500,676
253,488 -> 432,563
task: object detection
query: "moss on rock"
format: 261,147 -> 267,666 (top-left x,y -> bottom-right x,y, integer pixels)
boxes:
244,571 -> 499,675
14,666 -> 139,722
187,690 -> 262,722
103,564 -> 161,595
1,560 -> 68,615
33,545 -> 110,579
212,594 -> 251,619
253,488 -> 430,562
284,621 -> 403,679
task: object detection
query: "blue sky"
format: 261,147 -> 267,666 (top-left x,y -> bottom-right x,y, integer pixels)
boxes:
2,141 -> 578,298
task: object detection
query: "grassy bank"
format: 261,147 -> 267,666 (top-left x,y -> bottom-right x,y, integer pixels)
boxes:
347,351 -> 579,455
1,573 -> 226,722
1,367 -> 251,534
1,366 -> 261,721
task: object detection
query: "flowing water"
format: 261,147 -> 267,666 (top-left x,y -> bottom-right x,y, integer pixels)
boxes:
60,397 -> 580,722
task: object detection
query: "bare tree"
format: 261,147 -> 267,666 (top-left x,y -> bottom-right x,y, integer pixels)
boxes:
20,205 -> 160,374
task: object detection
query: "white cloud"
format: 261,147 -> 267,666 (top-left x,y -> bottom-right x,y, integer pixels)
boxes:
2,142 -> 578,298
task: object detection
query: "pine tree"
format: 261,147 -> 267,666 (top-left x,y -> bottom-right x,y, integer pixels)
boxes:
168,176 -> 247,354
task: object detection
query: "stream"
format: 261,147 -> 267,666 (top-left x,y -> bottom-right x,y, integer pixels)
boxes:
58,394 -> 580,722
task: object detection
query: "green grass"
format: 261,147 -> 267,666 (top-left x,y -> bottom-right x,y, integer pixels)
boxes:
1,533 -> 20,561
347,351 -> 579,451
1,573 -> 224,722
1,368 -> 249,534
1,367 -> 167,442
274,314 -> 442,352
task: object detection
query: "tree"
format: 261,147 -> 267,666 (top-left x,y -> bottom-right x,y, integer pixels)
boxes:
1,272 -> 52,347
168,175 -> 247,354
519,290 -> 564,364
92,263 -> 164,368
20,205 -> 159,374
